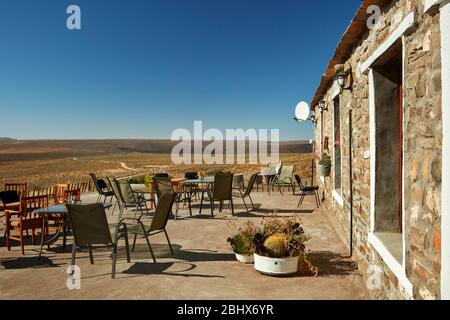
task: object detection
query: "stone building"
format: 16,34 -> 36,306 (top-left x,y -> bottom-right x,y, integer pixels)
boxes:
310,0 -> 449,299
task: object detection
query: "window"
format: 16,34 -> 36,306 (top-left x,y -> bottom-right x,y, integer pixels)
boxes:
333,96 -> 342,196
372,43 -> 403,235
363,12 -> 416,296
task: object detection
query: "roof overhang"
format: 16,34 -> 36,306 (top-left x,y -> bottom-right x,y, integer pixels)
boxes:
310,0 -> 393,108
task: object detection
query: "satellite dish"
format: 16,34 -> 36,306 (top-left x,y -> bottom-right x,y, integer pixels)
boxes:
294,101 -> 310,122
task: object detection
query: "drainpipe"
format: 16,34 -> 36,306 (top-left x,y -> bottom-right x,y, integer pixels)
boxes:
349,108 -> 354,257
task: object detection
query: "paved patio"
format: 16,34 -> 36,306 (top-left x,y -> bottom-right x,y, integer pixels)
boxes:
0,190 -> 370,300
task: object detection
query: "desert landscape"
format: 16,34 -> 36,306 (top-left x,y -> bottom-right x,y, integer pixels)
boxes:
0,139 -> 313,189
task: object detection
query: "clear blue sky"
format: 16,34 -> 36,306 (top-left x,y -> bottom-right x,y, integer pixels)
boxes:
0,0 -> 361,141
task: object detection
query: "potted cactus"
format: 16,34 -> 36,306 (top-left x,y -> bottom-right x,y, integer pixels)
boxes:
227,221 -> 256,264
253,215 -> 312,276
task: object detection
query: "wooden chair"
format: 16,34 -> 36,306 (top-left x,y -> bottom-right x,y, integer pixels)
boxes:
53,184 -> 68,204
5,183 -> 28,196
64,188 -> 81,203
4,195 -> 48,254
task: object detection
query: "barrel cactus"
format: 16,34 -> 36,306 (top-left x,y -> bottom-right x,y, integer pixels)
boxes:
264,234 -> 288,258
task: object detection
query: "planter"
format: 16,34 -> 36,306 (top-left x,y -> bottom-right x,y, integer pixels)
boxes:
320,165 -> 331,177
235,253 -> 254,264
254,254 -> 299,276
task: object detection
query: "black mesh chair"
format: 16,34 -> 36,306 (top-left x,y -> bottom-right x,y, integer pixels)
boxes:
184,172 -> 199,180
154,173 -> 170,178
89,173 -> 115,203
200,172 -> 234,218
125,193 -> 176,263
66,203 -> 131,279
295,174 -> 320,208
232,173 -> 258,213
153,176 -> 193,219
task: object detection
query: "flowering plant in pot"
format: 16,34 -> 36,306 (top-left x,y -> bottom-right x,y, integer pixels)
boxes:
319,153 -> 332,177
227,221 -> 256,264
253,215 -> 316,276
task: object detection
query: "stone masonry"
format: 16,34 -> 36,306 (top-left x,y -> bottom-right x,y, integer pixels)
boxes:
313,0 -> 442,299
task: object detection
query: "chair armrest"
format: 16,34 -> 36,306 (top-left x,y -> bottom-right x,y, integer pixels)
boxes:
4,209 -> 19,214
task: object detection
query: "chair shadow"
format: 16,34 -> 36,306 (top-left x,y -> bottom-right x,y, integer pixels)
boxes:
122,261 -> 224,278
114,243 -> 235,263
0,256 -> 61,269
308,251 -> 358,277
251,208 -> 315,215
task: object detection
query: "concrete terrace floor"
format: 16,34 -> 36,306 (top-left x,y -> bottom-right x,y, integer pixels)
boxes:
0,190 -> 371,300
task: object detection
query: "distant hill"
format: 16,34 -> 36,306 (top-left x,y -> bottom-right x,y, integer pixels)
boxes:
0,137 -> 16,141
0,139 -> 312,162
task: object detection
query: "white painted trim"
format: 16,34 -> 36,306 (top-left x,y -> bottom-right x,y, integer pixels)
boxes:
440,0 -> 450,301
332,94 -> 344,205
424,0 -> 443,13
368,233 -> 413,298
369,69 -> 376,233
401,35 -> 407,269
361,12 -> 416,74
368,36 -> 408,290
332,189 -> 344,207
330,82 -> 341,101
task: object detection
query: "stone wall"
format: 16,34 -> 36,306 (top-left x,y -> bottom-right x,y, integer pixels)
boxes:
314,0 -> 442,299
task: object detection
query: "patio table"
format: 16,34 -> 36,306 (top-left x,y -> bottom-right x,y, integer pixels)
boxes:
34,202 -> 112,259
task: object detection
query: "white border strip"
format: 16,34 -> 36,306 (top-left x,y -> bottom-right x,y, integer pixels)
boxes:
440,0 -> 450,300
368,233 -> 413,298
361,12 -> 416,74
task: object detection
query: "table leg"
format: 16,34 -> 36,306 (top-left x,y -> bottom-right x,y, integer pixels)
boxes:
38,217 -> 46,260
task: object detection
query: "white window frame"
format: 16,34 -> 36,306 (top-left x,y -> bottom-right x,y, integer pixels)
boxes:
330,84 -> 344,207
362,12 -> 416,298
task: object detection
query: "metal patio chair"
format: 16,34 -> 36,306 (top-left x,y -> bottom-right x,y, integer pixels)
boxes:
125,193 -> 176,263
199,172 -> 234,218
153,176 -> 194,220
66,203 -> 130,279
113,178 -> 150,219
295,174 -> 321,208
232,173 -> 258,213
270,165 -> 295,195
89,173 -> 115,203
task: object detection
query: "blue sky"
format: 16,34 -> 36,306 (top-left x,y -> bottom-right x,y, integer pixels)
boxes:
0,0 -> 361,141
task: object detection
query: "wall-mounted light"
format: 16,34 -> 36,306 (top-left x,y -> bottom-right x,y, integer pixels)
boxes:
334,63 -> 352,92
334,70 -> 352,92
318,100 -> 328,113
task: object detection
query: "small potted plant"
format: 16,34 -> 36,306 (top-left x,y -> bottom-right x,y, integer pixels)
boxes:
227,221 -> 256,264
319,153 -> 332,177
144,171 -> 155,191
253,215 -> 314,276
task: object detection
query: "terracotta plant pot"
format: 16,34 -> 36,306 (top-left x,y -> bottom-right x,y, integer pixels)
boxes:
254,254 -> 299,276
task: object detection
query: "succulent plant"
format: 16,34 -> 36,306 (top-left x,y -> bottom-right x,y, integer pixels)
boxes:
263,234 -> 288,258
